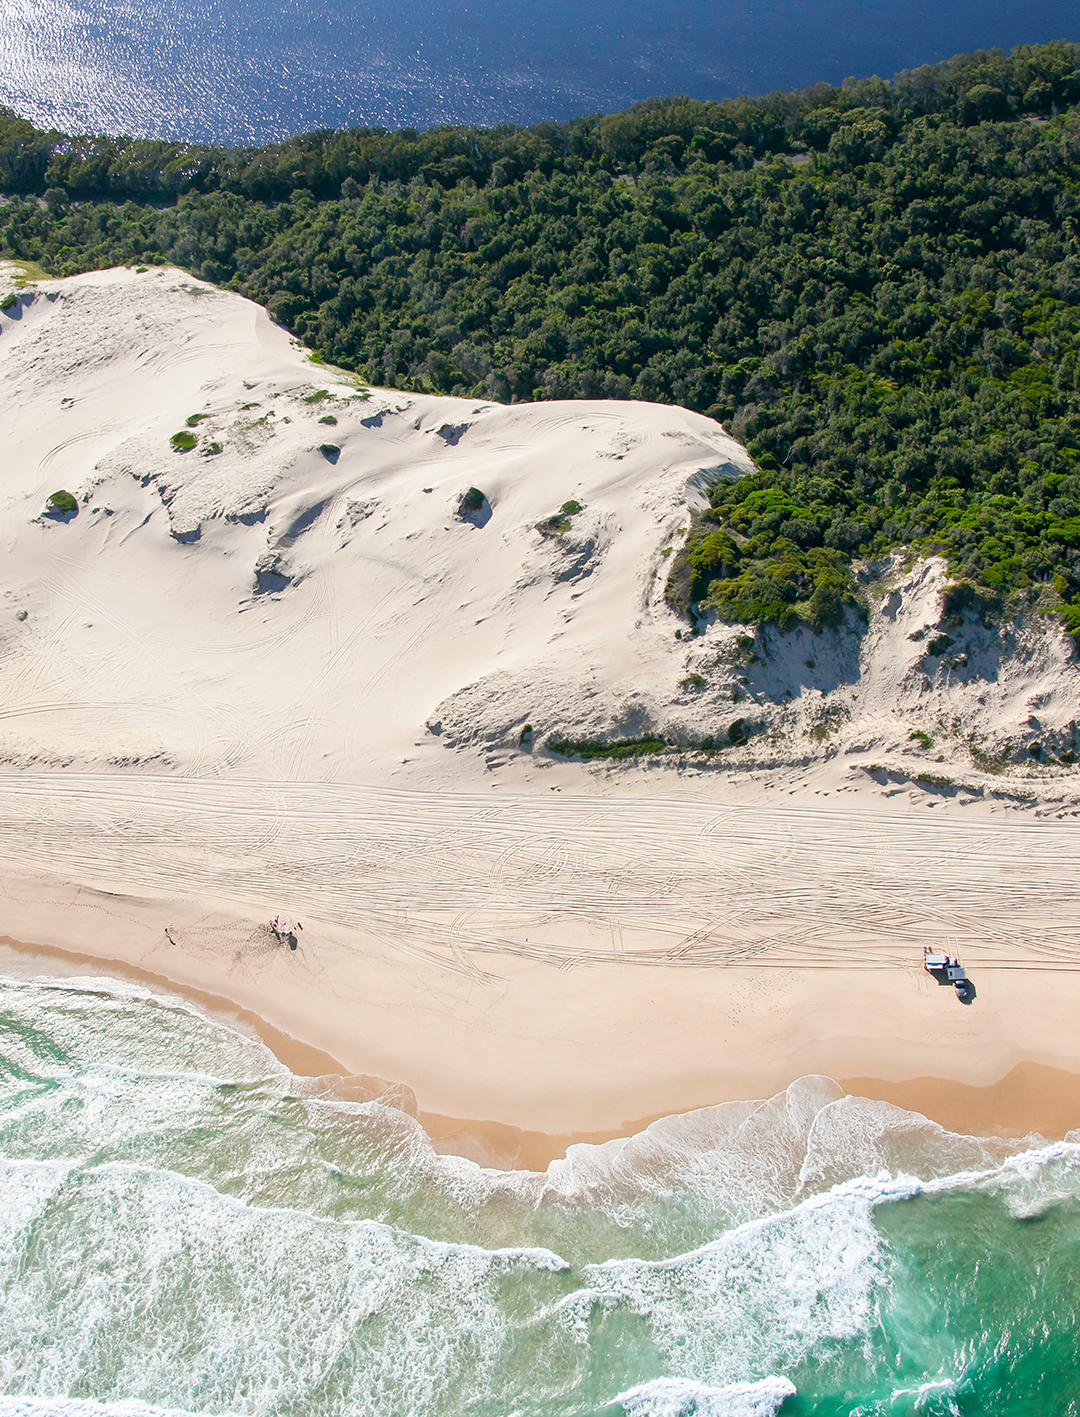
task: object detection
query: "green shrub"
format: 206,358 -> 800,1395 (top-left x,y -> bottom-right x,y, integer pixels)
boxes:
909,729 -> 934,749
537,499 -> 583,535
303,388 -> 331,403
668,515 -> 851,630
546,735 -> 666,759
940,582 -> 997,626
170,431 -> 198,451
665,528 -> 739,615
460,487 -> 486,513
728,718 -> 750,746
1060,605 -> 1080,639
719,634 -> 757,664
970,743 -> 1009,773
0,292 -> 15,312
46,489 -> 78,515
319,414 -> 338,425
808,705 -> 848,741
680,673 -> 706,689
185,413 -> 210,427
926,634 -> 955,656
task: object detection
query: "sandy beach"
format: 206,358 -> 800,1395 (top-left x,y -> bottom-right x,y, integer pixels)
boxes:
4,910 -> 1080,1167
2,775 -> 1079,1167
3,264 -> 1080,1168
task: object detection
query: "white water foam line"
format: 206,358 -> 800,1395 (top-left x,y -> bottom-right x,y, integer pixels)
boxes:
0,1399 -> 223,1417
614,1375 -> 798,1417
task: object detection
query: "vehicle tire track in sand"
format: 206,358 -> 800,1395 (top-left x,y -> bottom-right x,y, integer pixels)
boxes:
342,607 -> 440,775
0,781 -> 1077,974
27,569 -> 252,780
37,425 -> 120,478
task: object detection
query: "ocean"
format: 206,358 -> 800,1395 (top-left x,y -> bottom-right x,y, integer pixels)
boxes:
1,965 -> 1078,1416
0,0 -> 1077,144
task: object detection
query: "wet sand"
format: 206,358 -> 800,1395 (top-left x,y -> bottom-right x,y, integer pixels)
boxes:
841,1064 -> 1080,1143
4,931 -> 1080,1170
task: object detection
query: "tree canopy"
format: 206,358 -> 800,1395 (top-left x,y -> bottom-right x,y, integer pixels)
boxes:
3,40 -> 1080,630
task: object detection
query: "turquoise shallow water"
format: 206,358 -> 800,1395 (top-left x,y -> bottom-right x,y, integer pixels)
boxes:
1,969 -> 1079,1417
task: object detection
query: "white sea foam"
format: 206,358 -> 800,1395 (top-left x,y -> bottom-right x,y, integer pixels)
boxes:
0,1158 -> 73,1282
0,1398 -> 213,1417
613,1375 -> 797,1417
0,1157 -> 575,1417
565,1178 -> 911,1386
0,1149 -> 893,1416
892,1135 -> 1080,1220
887,1379 -> 960,1415
4,974 -> 1080,1415
0,972 -> 284,1084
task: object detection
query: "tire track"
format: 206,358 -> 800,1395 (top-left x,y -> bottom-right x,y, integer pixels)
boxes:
0,778 -> 1077,972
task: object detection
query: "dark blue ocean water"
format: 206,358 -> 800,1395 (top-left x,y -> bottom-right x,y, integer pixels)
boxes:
0,0 -> 1076,145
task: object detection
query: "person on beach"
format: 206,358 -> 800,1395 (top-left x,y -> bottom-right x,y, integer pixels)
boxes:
271,915 -> 301,949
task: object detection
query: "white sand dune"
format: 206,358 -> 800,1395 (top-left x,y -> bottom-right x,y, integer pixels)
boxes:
3,265 -> 1080,1150
0,265 -> 755,784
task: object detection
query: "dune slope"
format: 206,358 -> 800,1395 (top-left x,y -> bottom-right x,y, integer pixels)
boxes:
0,266 -> 756,785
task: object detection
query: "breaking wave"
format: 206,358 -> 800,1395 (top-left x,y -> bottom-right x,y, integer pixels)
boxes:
1,969 -> 1079,1416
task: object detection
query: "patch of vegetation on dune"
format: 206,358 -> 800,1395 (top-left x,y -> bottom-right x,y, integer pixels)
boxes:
546,719 -> 756,757
537,499 -> 583,536
546,736 -> 666,760
45,489 -> 77,516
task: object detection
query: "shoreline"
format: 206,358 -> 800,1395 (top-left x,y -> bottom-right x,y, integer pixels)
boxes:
4,928 -> 1080,1168
3,781 -> 1080,1149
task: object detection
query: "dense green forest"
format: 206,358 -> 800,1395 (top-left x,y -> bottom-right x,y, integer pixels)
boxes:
2,41 -> 1080,632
